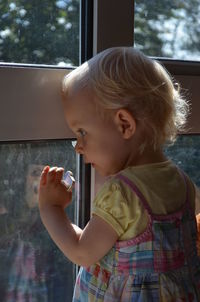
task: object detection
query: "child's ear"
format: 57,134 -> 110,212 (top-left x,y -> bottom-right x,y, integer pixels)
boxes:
114,109 -> 136,139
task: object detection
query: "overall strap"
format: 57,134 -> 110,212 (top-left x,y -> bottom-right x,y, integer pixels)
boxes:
116,173 -> 153,216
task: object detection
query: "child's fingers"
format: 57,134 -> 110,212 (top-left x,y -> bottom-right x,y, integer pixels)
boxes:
40,166 -> 50,186
55,167 -> 64,184
47,166 -> 57,183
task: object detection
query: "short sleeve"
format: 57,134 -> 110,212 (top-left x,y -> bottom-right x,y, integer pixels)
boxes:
92,179 -> 133,237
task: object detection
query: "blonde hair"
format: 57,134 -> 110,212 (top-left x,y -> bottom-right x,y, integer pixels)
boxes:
62,47 -> 189,148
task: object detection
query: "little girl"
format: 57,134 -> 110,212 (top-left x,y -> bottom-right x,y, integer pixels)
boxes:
39,47 -> 200,301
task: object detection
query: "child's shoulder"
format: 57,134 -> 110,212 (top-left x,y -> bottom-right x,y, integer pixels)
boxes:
95,176 -> 127,200
119,160 -> 175,187
120,162 -> 196,214
96,161 -> 180,197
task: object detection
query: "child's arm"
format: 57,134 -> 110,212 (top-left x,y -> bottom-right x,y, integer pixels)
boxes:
39,166 -> 118,267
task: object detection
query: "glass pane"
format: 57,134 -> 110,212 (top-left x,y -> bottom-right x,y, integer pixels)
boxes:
0,0 -> 80,66
134,1 -> 200,61
0,140 -> 77,302
164,135 -> 200,187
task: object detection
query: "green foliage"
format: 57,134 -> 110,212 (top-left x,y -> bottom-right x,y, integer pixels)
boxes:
1,0 -> 200,63
165,135 -> 200,187
134,0 -> 200,59
0,0 -> 79,65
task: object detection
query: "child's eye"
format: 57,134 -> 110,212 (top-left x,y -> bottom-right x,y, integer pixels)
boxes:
77,129 -> 86,137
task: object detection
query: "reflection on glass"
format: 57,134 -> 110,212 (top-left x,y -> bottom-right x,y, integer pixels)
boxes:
134,1 -> 200,61
0,140 -> 77,302
165,135 -> 200,187
0,0 -> 80,65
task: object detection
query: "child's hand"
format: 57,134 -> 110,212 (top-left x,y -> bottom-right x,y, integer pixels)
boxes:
39,166 -> 73,210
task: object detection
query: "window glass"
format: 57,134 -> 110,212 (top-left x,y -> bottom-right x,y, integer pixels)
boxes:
134,1 -> 200,61
165,135 -> 200,187
0,140 -> 77,302
0,0 -> 80,66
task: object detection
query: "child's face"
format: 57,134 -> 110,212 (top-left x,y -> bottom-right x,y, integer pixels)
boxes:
64,90 -> 129,176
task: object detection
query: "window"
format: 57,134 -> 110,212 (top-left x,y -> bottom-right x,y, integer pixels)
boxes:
0,141 -> 77,301
0,0 -> 80,66
0,0 -> 80,301
134,0 -> 200,61
165,135 -> 200,187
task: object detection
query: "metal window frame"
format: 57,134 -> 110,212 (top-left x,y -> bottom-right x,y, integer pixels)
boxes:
77,0 -> 94,227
